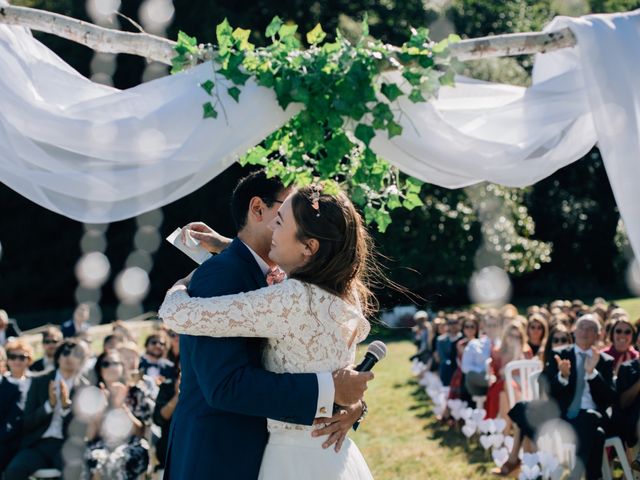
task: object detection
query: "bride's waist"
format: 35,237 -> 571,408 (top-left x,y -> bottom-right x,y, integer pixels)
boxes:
266,424 -> 329,449
267,419 -> 316,434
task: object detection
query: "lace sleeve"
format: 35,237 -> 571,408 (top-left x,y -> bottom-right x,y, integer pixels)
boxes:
158,280 -> 307,339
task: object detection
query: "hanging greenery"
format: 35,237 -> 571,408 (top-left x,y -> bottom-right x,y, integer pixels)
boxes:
171,16 -> 460,232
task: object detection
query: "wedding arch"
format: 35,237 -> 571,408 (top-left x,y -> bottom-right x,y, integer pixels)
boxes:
0,3 -> 639,262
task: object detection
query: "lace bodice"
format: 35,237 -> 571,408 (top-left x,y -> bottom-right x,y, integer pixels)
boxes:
159,279 -> 370,433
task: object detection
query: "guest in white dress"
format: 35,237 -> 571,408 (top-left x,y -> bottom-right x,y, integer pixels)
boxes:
160,185 -> 377,480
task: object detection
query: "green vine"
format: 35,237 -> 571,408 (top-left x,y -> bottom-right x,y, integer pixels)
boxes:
171,16 -> 460,232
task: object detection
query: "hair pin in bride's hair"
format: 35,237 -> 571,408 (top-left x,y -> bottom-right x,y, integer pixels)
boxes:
310,186 -> 321,217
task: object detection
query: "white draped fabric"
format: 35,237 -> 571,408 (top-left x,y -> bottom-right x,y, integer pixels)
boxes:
0,10 -> 639,256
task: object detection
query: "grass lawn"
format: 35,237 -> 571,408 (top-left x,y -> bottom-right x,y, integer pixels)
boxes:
352,339 -> 494,479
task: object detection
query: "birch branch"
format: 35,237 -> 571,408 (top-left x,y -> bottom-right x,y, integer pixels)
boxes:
0,4 -> 576,66
0,4 -> 176,64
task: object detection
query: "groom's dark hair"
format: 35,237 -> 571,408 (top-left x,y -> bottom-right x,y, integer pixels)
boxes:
231,169 -> 286,231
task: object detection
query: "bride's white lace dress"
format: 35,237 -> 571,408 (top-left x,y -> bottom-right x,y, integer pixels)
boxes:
159,278 -> 374,479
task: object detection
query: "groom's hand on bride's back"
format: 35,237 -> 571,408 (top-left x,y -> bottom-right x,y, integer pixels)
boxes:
332,367 -> 373,406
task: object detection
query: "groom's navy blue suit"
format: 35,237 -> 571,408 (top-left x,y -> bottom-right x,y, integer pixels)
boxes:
165,238 -> 319,479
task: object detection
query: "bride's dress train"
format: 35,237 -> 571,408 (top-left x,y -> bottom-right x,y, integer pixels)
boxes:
159,278 -> 373,479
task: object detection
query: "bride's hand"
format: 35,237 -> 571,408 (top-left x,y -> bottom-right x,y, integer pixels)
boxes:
311,401 -> 363,453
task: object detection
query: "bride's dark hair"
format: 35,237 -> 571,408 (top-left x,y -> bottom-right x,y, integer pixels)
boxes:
288,185 -> 378,316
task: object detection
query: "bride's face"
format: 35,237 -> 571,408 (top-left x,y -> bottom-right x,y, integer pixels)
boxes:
267,195 -> 313,274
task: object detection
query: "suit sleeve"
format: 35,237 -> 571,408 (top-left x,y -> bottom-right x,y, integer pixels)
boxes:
22,377 -> 53,433
589,357 -> 616,411
178,261 -> 319,425
0,385 -> 23,442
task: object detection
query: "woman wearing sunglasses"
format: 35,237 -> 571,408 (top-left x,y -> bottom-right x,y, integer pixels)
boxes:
601,317 -> 638,376
4,339 -> 33,410
84,350 -> 156,480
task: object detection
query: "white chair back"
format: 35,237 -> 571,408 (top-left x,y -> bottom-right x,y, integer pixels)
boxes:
504,358 -> 542,408
528,369 -> 543,400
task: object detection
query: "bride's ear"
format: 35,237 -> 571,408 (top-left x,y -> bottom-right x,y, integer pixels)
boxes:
303,238 -> 319,257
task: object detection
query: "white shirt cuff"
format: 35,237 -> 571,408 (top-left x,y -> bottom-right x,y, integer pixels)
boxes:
315,372 -> 335,417
557,372 -> 569,386
44,400 -> 53,414
585,369 -> 599,381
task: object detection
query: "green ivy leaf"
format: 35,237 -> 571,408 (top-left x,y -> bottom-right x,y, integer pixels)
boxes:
355,124 -> 375,146
375,208 -> 392,232
306,24 -> 326,45
279,24 -> 298,39
216,19 -> 234,55
200,80 -> 214,96
361,12 -> 370,39
241,146 -> 268,166
403,192 -> 423,210
381,83 -> 402,102
232,27 -> 254,51
176,31 -> 198,54
402,70 -> 422,86
227,86 -> 241,102
387,194 -> 402,210
202,102 -> 218,119
387,120 -> 403,138
439,70 -> 455,87
408,88 -> 425,103
266,16 -> 283,39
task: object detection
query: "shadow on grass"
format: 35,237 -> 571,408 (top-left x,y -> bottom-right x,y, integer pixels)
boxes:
408,380 -> 492,476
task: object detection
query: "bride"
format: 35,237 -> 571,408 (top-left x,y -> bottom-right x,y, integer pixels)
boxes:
159,185 -> 375,479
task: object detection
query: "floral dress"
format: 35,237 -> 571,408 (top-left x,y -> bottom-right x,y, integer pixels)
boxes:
84,380 -> 155,480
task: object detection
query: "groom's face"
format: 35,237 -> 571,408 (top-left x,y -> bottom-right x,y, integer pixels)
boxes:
255,188 -> 291,243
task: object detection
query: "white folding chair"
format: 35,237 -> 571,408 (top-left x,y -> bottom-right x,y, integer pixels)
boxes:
504,358 -> 542,409
528,369 -> 543,401
602,436 -> 633,480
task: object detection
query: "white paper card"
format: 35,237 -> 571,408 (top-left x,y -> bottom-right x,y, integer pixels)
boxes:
166,228 -> 212,265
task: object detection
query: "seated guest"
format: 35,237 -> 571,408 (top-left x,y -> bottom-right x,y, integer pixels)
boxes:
542,314 -> 615,480
485,321 -> 532,421
435,316 -> 462,386
4,339 -> 89,480
4,339 -> 34,410
615,355 -> 640,467
0,346 -> 24,474
526,313 -> 548,357
0,309 -> 21,346
429,316 -> 446,373
139,333 -> 176,383
102,333 -> 125,354
497,324 -> 574,476
85,350 -> 154,480
60,303 -> 90,339
167,329 -> 180,366
153,371 -> 180,472
448,314 -> 479,401
119,342 -> 158,397
601,316 -> 638,375
410,311 -> 433,364
31,327 -> 63,373
462,311 -> 502,399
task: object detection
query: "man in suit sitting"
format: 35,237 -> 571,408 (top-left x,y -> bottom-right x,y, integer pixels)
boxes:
0,346 -> 23,474
165,170 -> 373,479
542,314 -> 615,480
30,327 -> 63,373
4,339 -> 90,480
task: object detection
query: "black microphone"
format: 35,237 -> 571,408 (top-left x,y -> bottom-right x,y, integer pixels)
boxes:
355,341 -> 387,372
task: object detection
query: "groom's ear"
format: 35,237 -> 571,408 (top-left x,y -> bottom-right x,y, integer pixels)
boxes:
248,196 -> 266,222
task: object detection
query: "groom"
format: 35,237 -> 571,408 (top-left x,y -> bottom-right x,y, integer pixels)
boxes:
164,170 -> 373,479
